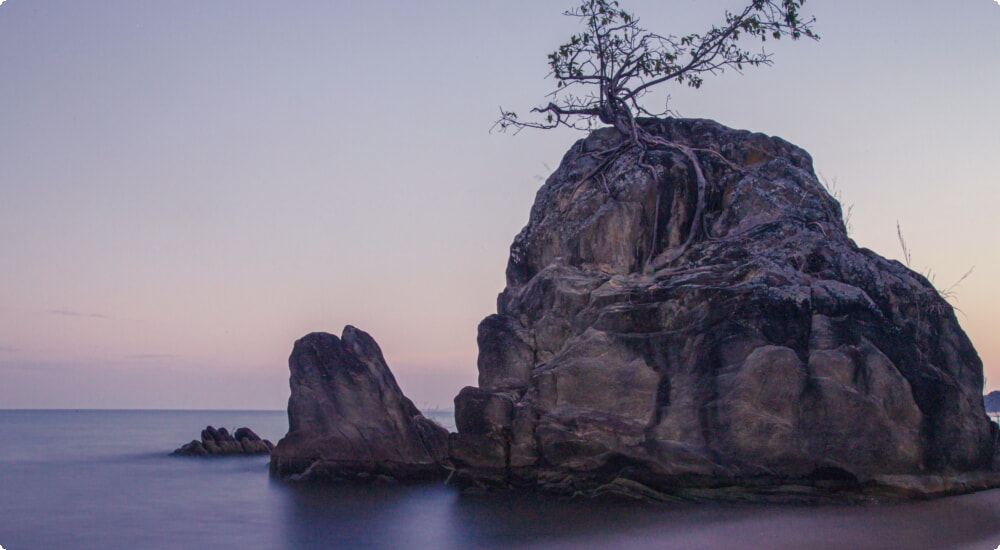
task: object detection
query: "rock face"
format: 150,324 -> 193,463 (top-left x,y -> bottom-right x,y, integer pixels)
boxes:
450,118 -> 998,497
172,426 -> 274,456
270,327 -> 449,481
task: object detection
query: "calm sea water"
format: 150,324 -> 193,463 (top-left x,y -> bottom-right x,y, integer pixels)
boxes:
2,410 -> 1000,550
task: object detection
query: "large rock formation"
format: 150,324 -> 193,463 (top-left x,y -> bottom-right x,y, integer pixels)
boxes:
270,327 -> 449,481
451,117 -> 999,498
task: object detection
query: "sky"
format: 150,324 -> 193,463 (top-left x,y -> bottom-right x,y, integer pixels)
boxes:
0,0 -> 998,410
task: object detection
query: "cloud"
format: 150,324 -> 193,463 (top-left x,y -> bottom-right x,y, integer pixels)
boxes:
0,360 -> 62,372
48,308 -> 108,320
0,346 -> 18,353
125,354 -> 177,360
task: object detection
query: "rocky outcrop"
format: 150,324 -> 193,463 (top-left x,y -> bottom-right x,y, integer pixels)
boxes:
269,327 -> 449,481
172,426 -> 274,456
985,391 -> 1000,413
450,117 -> 1000,498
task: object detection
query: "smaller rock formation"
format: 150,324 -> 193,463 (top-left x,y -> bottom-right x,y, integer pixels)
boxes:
172,426 -> 274,456
985,391 -> 1000,413
269,326 -> 449,481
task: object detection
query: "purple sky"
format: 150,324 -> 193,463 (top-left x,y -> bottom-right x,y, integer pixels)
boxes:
1,0 -> 998,409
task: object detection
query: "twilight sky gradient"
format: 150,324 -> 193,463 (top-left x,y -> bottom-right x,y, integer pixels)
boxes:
1,0 -> 998,409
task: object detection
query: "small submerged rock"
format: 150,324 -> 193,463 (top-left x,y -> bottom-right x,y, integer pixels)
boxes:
171,426 -> 275,456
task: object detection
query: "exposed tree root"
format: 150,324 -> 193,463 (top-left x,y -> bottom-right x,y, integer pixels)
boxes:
576,122 -> 753,272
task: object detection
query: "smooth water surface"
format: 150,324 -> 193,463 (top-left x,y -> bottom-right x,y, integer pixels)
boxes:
2,410 -> 1000,550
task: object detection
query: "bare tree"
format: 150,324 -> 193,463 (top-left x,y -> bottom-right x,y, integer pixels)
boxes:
497,0 -> 818,141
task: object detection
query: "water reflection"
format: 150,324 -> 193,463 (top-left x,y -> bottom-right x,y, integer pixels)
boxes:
274,480 -> 462,550
274,480 -> 1000,550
